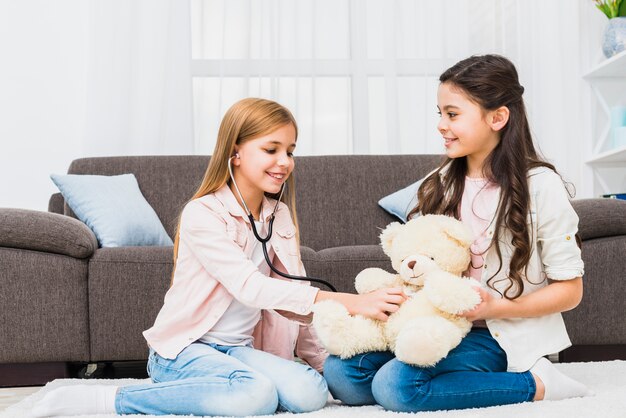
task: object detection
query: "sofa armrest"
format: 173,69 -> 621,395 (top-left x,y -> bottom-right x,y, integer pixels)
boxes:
0,208 -> 97,259
572,198 -> 626,241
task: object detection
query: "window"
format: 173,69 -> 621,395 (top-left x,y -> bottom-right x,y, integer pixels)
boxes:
190,0 -> 461,155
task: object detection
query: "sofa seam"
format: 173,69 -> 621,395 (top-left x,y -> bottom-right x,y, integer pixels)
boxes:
0,245 -> 92,260
90,260 -> 174,265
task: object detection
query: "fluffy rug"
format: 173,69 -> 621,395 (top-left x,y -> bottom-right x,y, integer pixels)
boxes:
4,361 -> 626,418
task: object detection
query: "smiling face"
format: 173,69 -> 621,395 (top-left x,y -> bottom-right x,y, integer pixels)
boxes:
437,82 -> 502,176
231,123 -> 296,206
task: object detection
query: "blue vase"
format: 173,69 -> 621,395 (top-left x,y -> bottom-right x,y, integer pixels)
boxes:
603,17 -> 626,58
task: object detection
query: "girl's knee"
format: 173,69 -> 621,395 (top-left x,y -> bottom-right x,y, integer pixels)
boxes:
371,362 -> 427,413
281,382 -> 328,413
372,379 -> 408,412
280,369 -> 328,413
323,355 -> 378,406
226,371 -> 278,416
371,367 -> 399,410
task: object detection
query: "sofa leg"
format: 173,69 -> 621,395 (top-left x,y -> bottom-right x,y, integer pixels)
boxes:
83,363 -> 98,378
76,362 -> 106,379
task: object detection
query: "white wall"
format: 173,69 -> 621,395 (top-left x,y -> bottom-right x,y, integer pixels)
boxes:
0,0 -> 88,210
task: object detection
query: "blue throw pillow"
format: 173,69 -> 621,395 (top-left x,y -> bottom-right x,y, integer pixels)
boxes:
378,178 -> 423,223
50,173 -> 173,247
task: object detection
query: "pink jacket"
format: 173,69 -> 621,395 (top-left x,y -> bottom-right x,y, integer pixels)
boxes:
143,185 -> 328,372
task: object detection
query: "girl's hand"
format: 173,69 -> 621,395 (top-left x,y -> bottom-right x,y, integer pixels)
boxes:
348,288 -> 408,321
458,278 -> 583,321
459,287 -> 499,321
316,288 -> 407,322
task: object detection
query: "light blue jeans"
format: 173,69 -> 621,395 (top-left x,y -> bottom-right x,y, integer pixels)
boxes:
115,342 -> 328,416
324,328 -> 536,412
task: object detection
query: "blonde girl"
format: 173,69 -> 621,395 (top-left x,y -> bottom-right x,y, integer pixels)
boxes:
33,98 -> 406,417
324,55 -> 591,412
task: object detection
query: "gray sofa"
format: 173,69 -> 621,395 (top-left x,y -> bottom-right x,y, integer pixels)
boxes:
1,155 -> 626,385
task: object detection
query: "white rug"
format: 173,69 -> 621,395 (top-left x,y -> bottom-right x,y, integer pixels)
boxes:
4,361 -> 626,418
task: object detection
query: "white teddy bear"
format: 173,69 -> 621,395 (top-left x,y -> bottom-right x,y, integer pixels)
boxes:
312,214 -> 482,367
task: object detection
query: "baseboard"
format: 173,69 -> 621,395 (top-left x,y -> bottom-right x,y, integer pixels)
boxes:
560,345 -> 626,362
0,362 -> 71,387
78,361 -> 148,379
0,361 -> 148,387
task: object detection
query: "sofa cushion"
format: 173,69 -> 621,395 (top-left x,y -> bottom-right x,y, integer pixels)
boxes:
301,245 -> 393,293
51,173 -> 173,248
294,155 -> 443,250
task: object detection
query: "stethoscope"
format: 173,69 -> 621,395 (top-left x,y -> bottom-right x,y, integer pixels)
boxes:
228,155 -> 337,292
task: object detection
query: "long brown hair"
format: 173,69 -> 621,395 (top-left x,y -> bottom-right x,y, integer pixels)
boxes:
409,54 -> 560,299
171,98 -> 299,283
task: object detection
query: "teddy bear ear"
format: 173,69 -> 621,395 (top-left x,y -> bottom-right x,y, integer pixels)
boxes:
441,217 -> 474,249
380,222 -> 404,255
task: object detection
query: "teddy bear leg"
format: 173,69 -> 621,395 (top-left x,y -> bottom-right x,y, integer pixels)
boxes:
312,300 -> 388,359
393,316 -> 465,367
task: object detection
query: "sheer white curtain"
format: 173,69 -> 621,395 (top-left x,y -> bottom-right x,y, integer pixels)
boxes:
83,0 -> 194,156
191,0 -> 592,194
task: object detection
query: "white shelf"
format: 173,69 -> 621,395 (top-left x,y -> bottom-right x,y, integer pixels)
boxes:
586,145 -> 626,164
584,49 -> 626,196
583,50 -> 626,79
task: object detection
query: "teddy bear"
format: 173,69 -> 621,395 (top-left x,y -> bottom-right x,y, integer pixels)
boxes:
312,214 -> 482,367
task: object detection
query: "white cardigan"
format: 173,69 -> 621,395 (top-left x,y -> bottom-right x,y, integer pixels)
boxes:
419,166 -> 584,372
480,167 -> 583,372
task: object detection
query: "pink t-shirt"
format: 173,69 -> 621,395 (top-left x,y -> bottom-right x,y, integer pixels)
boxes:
459,177 -> 499,281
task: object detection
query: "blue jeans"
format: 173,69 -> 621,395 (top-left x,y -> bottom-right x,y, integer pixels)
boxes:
324,328 -> 536,412
115,342 -> 328,416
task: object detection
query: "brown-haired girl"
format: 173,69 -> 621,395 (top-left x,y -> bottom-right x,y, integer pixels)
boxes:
324,55 -> 591,412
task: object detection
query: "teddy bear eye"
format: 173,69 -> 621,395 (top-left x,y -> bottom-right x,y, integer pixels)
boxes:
430,256 -> 435,261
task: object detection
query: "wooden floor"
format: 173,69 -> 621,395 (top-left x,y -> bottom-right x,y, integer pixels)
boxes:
0,386 -> 41,411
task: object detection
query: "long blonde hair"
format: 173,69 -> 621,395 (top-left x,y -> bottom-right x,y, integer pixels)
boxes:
171,98 -> 300,282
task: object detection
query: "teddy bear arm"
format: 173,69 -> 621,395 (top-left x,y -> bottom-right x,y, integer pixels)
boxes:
312,300 -> 388,358
423,272 -> 481,314
354,268 -> 402,294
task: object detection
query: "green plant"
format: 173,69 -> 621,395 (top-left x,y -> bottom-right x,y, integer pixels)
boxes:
594,0 -> 625,18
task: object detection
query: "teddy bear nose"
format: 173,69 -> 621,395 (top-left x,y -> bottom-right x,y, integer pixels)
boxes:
407,260 -> 416,270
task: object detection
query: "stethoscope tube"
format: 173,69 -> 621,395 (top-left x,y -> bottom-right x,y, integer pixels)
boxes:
228,156 -> 337,292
